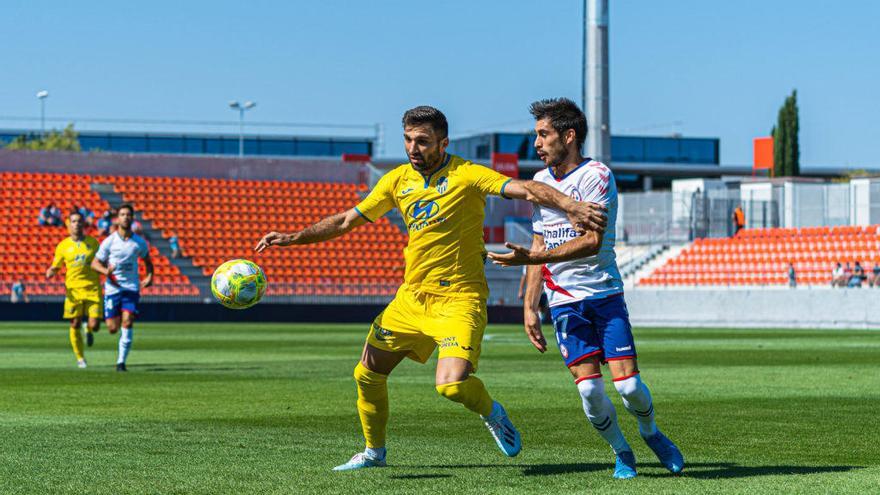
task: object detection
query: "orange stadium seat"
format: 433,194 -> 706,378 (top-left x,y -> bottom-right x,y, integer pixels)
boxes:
108,174 -> 406,297
638,225 -> 880,287
3,171 -> 406,298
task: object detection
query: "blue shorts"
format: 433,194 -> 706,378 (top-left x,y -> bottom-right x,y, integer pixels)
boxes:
104,290 -> 140,319
550,293 -> 636,367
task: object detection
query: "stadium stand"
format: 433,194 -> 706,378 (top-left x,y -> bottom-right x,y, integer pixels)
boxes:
106,174 -> 407,297
638,225 -> 880,287
1,172 -> 195,298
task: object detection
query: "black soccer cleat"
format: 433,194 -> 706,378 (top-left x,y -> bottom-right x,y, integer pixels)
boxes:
116,363 -> 127,372
86,331 -> 94,347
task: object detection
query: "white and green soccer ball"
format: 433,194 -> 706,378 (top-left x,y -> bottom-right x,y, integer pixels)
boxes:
211,259 -> 267,309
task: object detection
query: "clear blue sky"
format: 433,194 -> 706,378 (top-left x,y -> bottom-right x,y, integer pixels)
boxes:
3,0 -> 878,168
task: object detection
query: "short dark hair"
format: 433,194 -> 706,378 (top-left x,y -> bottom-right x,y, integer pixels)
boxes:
69,210 -> 83,221
117,203 -> 134,215
529,98 -> 588,150
402,106 -> 448,139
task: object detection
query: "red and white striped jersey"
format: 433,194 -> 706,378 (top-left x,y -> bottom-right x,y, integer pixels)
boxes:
531,159 -> 623,307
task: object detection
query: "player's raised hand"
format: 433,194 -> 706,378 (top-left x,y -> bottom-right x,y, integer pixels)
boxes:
254,232 -> 293,253
487,242 -> 535,267
45,267 -> 58,279
567,201 -> 607,235
523,309 -> 546,353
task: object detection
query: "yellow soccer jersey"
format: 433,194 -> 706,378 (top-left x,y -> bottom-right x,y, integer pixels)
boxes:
52,236 -> 101,290
356,154 -> 512,298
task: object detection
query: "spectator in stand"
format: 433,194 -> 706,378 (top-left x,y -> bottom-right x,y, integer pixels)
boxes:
732,205 -> 745,235
78,205 -> 96,226
843,262 -> 853,287
849,261 -> 865,288
97,209 -> 116,236
787,263 -> 797,288
38,203 -> 63,227
11,280 -> 29,303
169,233 -> 181,259
131,218 -> 150,242
869,262 -> 880,288
831,262 -> 845,287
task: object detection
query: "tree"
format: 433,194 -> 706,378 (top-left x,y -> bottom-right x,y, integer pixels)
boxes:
772,90 -> 800,177
4,124 -> 81,152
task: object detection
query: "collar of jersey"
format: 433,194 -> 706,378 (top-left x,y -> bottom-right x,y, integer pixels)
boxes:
414,153 -> 452,188
549,157 -> 592,181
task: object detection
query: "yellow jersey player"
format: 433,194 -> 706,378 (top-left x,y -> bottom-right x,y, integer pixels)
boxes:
46,210 -> 103,368
255,106 -> 606,471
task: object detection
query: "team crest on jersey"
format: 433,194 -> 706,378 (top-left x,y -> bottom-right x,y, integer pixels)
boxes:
436,176 -> 448,194
372,322 -> 393,342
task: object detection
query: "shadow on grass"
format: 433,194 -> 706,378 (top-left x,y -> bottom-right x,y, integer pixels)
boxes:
418,462 -> 862,479
642,462 -> 862,479
388,474 -> 453,480
136,364 -> 263,372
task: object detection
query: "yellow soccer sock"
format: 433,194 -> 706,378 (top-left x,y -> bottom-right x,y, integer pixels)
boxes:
353,362 -> 389,448
69,326 -> 85,361
436,375 -> 494,417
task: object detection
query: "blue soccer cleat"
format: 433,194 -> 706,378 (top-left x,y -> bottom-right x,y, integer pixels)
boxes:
481,401 -> 522,457
613,450 -> 637,479
642,431 -> 684,474
332,452 -> 387,471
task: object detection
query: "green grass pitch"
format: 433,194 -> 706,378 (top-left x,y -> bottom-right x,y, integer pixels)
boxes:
1,321 -> 878,494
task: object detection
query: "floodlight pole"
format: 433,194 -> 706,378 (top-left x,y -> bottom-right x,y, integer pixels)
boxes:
229,100 -> 256,157
36,90 -> 49,138
583,0 -> 610,165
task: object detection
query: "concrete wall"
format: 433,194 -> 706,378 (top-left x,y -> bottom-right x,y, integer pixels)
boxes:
625,288 -> 880,329
0,149 -> 366,183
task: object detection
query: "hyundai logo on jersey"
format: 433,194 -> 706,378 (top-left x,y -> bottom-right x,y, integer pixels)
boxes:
407,200 -> 440,220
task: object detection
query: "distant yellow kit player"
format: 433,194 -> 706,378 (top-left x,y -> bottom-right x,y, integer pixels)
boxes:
46,211 -> 103,368
255,105 -> 608,471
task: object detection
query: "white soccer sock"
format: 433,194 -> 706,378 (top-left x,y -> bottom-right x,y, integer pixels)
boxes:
614,374 -> 658,437
577,376 -> 631,454
365,447 -> 386,460
117,327 -> 133,365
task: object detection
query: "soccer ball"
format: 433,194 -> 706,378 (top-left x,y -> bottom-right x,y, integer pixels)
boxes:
211,259 -> 267,309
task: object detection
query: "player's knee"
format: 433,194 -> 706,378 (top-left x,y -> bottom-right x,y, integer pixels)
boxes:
435,381 -> 465,403
576,378 -> 606,408
613,374 -> 640,398
353,362 -> 386,388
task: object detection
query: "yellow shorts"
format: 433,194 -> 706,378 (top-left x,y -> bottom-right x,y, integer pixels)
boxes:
63,287 -> 103,320
366,285 -> 487,370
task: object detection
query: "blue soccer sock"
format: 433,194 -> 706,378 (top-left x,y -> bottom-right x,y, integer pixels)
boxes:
577,376 -> 631,454
614,373 -> 658,437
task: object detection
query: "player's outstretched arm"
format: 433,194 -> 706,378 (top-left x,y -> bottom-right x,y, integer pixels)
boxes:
254,208 -> 368,252
45,266 -> 59,279
522,235 -> 547,353
502,180 -> 607,234
487,230 -> 602,267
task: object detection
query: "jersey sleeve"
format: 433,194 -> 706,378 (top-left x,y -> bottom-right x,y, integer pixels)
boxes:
463,163 -> 512,198
138,238 -> 150,259
95,238 -> 110,263
355,169 -> 397,222
52,242 -> 65,268
531,204 -> 544,236
579,165 -> 612,206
